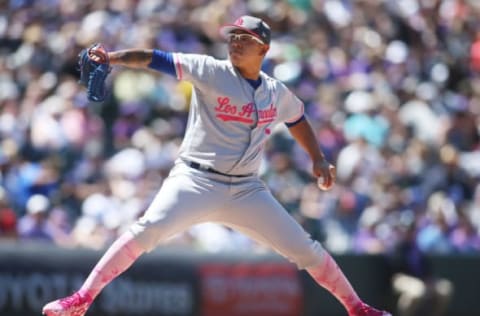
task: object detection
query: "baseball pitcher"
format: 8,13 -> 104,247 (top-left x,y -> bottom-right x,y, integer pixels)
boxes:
43,16 -> 391,316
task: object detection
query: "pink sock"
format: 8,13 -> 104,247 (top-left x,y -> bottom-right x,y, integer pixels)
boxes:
306,252 -> 362,314
78,231 -> 144,300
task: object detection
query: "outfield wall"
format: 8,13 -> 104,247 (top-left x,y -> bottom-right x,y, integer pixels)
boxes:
0,243 -> 477,316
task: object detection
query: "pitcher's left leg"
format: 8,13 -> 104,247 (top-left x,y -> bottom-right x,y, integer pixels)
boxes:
216,185 -> 390,316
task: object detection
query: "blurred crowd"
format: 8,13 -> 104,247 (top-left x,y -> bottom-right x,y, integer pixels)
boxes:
1,0 -> 480,257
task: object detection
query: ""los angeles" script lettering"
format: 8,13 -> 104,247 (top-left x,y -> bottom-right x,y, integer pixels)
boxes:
214,97 -> 276,124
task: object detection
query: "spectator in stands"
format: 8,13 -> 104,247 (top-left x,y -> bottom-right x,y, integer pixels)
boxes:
0,187 -> 17,240
449,204 -> 480,253
17,194 -> 54,242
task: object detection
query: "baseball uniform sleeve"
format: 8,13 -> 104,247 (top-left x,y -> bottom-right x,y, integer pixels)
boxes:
277,86 -> 305,124
172,53 -> 218,85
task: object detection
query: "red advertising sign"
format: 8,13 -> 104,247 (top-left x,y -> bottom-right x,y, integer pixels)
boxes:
200,262 -> 303,316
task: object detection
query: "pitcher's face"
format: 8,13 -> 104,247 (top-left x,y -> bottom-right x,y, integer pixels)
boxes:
227,31 -> 268,67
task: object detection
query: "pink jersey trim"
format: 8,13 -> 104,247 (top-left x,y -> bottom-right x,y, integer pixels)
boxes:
173,53 -> 183,80
216,114 -> 254,124
284,102 -> 305,124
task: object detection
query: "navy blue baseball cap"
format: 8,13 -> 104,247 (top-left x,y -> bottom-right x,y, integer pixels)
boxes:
220,16 -> 271,45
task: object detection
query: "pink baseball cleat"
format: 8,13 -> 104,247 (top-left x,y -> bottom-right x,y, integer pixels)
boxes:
42,292 -> 93,316
350,302 -> 392,316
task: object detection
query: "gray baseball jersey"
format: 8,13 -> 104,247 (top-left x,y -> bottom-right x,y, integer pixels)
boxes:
173,53 -> 304,175
130,53 -> 326,270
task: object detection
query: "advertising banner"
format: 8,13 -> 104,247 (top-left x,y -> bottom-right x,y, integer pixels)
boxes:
200,262 -> 303,316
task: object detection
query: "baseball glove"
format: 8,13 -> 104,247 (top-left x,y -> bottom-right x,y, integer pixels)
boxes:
78,43 -> 111,102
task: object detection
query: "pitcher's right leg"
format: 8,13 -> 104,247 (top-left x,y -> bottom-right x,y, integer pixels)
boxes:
43,168 -> 226,316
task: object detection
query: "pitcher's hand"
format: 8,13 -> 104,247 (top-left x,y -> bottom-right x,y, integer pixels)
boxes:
313,160 -> 336,191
